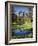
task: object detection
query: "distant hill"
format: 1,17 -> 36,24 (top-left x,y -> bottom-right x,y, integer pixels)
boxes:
12,12 -> 33,25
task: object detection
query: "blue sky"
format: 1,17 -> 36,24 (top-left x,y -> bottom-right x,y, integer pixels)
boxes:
13,5 -> 32,13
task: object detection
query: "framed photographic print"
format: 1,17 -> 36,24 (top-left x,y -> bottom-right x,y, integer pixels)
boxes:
5,1 -> 37,45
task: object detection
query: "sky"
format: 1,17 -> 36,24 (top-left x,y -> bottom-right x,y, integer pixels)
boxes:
13,5 -> 32,14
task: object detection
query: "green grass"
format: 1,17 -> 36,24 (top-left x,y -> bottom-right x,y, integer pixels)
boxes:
11,21 -> 32,29
22,22 -> 32,29
11,18 -> 32,29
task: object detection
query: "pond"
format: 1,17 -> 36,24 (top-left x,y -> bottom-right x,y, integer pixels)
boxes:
12,28 -> 33,38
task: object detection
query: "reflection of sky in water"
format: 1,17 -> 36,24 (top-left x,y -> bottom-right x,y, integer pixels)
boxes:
13,5 -> 32,13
